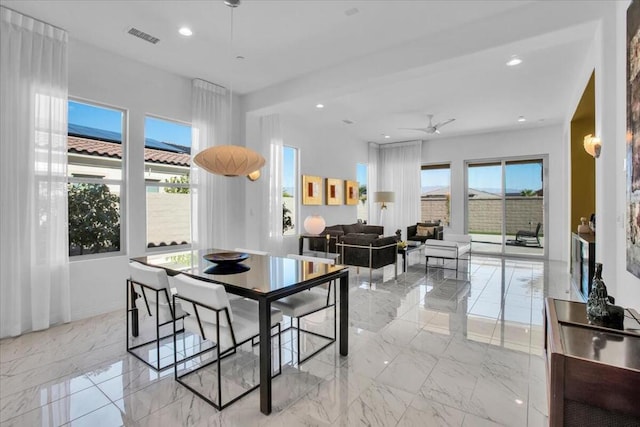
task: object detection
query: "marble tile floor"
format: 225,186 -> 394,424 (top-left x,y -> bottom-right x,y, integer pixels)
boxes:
0,255 -> 579,426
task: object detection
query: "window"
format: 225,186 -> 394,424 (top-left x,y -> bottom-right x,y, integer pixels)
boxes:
357,163 -> 368,223
420,164 -> 451,225
67,100 -> 124,256
144,116 -> 192,249
283,146 -> 297,236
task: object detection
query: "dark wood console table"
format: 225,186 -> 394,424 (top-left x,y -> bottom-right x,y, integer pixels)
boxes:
544,298 -> 640,426
570,232 -> 595,300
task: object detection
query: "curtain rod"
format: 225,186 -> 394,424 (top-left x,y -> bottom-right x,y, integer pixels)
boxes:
0,6 -> 67,33
193,78 -> 226,91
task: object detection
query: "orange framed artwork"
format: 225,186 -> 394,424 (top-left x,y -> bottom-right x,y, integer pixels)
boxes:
326,178 -> 343,205
345,180 -> 358,205
302,175 -> 322,205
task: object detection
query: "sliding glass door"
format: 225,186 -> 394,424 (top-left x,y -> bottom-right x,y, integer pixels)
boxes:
505,159 -> 544,256
467,162 -> 503,254
466,157 -> 545,257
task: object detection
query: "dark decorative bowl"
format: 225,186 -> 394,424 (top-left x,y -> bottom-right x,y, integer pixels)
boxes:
204,263 -> 250,275
203,252 -> 250,265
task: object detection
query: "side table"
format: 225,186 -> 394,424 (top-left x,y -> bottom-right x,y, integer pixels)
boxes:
398,244 -> 424,273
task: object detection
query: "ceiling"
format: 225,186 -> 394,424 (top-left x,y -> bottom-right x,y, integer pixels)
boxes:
1,0 -> 598,143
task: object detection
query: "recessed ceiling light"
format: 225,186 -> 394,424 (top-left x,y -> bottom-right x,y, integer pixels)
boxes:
384,135 -> 390,139
518,116 -> 526,122
316,103 -> 324,109
506,55 -> 522,67
178,27 -> 193,37
236,55 -> 245,60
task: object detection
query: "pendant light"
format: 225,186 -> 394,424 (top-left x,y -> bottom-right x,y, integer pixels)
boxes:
193,0 -> 265,179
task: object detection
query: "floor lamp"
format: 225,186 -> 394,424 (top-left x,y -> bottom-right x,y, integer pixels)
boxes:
374,191 -> 395,225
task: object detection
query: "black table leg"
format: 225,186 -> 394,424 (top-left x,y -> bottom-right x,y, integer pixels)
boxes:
259,298 -> 272,415
339,272 -> 349,356
129,280 -> 139,337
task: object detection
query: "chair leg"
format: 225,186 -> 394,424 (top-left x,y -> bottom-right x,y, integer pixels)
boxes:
129,281 -> 139,337
277,323 -> 282,376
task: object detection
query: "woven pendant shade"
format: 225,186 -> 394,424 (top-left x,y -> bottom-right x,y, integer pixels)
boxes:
194,145 -> 266,177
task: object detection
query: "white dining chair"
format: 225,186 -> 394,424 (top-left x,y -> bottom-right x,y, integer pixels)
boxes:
127,261 -> 187,370
272,254 -> 337,365
171,273 -> 283,410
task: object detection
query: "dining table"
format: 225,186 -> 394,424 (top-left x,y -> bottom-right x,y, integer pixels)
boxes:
131,248 -> 350,415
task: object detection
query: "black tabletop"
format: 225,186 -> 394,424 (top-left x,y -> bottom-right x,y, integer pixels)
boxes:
131,248 -> 348,295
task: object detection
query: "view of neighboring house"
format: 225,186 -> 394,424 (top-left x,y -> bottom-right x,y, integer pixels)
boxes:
67,121 -> 191,252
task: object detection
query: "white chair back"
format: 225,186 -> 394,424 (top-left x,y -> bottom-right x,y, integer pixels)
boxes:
234,248 -> 269,256
129,262 -> 171,305
171,274 -> 233,327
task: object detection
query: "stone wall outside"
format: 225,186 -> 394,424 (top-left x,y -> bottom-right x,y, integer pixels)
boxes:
147,192 -> 190,246
422,196 -> 543,235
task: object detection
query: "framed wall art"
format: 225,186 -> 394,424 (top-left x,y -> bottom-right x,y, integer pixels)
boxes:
627,0 -> 640,279
326,178 -> 343,205
302,175 -> 322,205
345,180 -> 358,205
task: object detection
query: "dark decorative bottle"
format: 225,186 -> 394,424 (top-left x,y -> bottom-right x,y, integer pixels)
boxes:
587,263 -> 609,320
586,263 -> 624,329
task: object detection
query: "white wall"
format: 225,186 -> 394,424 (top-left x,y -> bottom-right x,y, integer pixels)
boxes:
242,113 -> 369,256
421,124 -> 567,262
608,1 -> 640,309
67,40 -> 235,320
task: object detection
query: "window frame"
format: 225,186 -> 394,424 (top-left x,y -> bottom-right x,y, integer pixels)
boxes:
357,163 -> 369,223
67,97 -> 127,260
143,114 -> 192,253
282,145 -> 298,237
420,162 -> 451,226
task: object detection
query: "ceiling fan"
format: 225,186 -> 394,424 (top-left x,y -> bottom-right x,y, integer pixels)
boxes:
401,114 -> 456,135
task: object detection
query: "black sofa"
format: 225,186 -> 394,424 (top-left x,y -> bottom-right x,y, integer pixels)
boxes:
407,221 -> 444,243
308,222 -> 384,253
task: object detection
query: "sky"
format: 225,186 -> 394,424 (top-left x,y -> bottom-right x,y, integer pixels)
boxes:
69,100 -> 192,147
423,163 -> 543,193
357,163 -> 367,186
283,147 -> 295,189
70,100 -> 542,192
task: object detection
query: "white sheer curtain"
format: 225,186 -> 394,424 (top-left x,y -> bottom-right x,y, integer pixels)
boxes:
191,79 -> 229,249
260,114 -> 283,254
377,141 -> 422,238
368,142 -> 379,224
0,7 -> 70,337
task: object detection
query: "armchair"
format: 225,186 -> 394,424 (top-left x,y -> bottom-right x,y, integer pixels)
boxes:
424,233 -> 471,273
337,234 -> 398,283
515,222 -> 542,247
407,221 -> 444,243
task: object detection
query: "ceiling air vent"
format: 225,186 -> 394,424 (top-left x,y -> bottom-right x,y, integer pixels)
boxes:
127,27 -> 160,44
